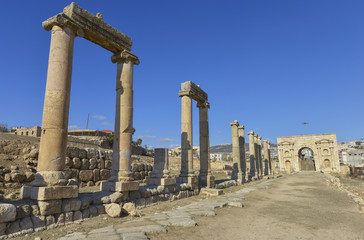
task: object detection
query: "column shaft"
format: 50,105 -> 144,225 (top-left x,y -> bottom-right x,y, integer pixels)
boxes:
199,105 -> 209,175
36,26 -> 75,186
180,95 -> 193,176
112,60 -> 134,181
231,121 -> 240,180
248,131 -> 256,179
238,126 -> 246,180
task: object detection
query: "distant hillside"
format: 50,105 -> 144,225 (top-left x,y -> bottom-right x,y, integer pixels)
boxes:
210,143 -> 277,153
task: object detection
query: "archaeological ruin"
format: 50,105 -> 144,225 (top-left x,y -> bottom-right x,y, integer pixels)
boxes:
178,81 -> 214,189
277,133 -> 340,173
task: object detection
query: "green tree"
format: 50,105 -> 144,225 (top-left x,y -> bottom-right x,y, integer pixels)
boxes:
136,138 -> 142,146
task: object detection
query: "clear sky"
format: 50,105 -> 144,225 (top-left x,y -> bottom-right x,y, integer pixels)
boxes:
1,1 -> 363,148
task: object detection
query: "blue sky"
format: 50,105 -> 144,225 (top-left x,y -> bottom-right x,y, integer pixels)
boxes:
1,1 -> 363,148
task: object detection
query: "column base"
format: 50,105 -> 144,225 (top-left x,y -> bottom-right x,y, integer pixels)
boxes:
199,173 -> 215,188
21,185 -> 78,200
30,171 -> 68,187
177,175 -> 198,189
146,177 -> 176,186
100,181 -> 139,192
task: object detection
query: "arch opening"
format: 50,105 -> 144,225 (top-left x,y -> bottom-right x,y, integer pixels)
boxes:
299,147 -> 316,171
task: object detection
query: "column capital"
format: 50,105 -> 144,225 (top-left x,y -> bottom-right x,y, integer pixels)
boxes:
197,101 -> 210,109
230,120 -> 239,127
248,131 -> 254,135
111,50 -> 140,65
238,125 -> 245,130
258,136 -> 262,140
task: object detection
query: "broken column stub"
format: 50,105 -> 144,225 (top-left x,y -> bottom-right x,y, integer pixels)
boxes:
147,148 -> 176,186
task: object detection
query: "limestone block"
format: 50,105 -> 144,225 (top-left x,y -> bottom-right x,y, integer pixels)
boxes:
100,181 -> 139,192
46,215 -> 56,229
69,169 -> 79,179
100,169 -> 110,180
64,212 -> 73,225
105,151 -> 112,160
101,192 -> 124,204
97,159 -> 105,169
38,200 -> 62,215
11,172 -> 26,182
31,205 -> 40,216
140,189 -> 151,198
96,204 -> 105,214
16,205 -> 32,219
200,188 -> 223,196
62,199 -> 81,212
30,186 -> 78,200
81,208 -> 90,219
55,213 -> 65,226
0,223 -> 6,236
105,203 -> 122,218
78,149 -> 87,159
79,170 -> 94,182
65,157 -> 73,168
81,159 -> 90,170
93,169 -> 100,182
99,149 -> 106,159
79,195 -> 92,210
129,190 -> 141,200
89,206 -> 98,217
31,215 -> 46,232
4,173 -> 11,182
5,220 -> 20,235
73,210 -> 82,222
89,158 -> 97,170
20,186 -> 32,199
87,149 -> 99,159
105,160 -> 112,170
122,202 -> 136,215
67,147 -> 79,158
0,203 -> 16,222
73,158 -> 81,169
25,171 -> 35,182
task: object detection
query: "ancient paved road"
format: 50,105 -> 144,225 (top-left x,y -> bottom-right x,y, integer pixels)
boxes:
151,172 -> 364,240
57,172 -> 364,240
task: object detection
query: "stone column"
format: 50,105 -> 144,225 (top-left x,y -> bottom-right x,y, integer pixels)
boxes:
101,50 -> 139,192
263,140 -> 270,176
198,101 -> 214,188
248,131 -> 257,180
34,25 -> 75,187
258,136 -> 263,177
238,125 -> 246,183
231,120 -> 243,183
178,92 -> 198,188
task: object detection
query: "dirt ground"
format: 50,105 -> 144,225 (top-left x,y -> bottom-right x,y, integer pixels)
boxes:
150,172 -> 364,240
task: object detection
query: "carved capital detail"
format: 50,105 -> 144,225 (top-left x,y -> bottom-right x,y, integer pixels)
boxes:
197,101 -> 210,109
230,120 -> 239,127
111,50 -> 140,65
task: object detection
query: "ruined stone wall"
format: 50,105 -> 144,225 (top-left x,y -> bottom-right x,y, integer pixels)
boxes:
0,146 -> 153,193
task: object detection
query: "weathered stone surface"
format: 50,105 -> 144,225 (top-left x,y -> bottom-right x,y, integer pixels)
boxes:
78,149 -> 87,159
89,158 -> 97,170
200,188 -> 223,196
105,203 -> 122,218
6,220 -> 20,235
93,169 -> 100,182
55,213 -> 65,226
89,206 -> 98,217
65,157 -> 73,168
31,215 -> 46,231
62,199 -> 81,212
64,211 -> 73,224
73,158 -> 81,169
73,210 -> 82,222
100,169 -> 110,180
105,160 -> 112,170
38,200 -> 62,215
30,185 -> 78,200
81,158 -> 90,170
86,148 -> 99,159
79,195 -> 92,210
31,205 -> 40,216
96,204 -> 105,215
79,170 -> 94,182
97,159 -> 105,169
16,204 -> 32,219
46,215 -> 56,229
67,147 -> 79,158
0,223 -> 6,236
0,203 -> 16,223
100,181 -> 139,192
81,208 -> 90,219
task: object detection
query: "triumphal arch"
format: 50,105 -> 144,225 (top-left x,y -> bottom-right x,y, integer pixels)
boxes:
277,133 -> 340,173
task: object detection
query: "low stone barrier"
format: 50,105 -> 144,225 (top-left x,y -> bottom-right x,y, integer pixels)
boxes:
0,147 -> 153,192
0,183 -> 198,239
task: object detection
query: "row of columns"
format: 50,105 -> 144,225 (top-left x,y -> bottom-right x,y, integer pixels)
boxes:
231,123 -> 273,183
32,23 -> 139,197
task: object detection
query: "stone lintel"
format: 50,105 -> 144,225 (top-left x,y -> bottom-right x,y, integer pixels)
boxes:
42,2 -> 132,53
100,181 -> 139,192
200,188 -> 223,196
178,81 -> 208,102
21,186 -> 78,200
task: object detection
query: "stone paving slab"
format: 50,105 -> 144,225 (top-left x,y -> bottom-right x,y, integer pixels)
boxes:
57,179 -> 276,240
